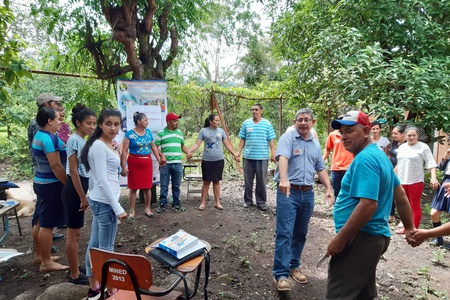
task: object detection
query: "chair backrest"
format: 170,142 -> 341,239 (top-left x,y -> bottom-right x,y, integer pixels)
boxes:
89,248 -> 153,291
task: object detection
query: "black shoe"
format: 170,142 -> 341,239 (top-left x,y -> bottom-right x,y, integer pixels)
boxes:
68,272 -> 89,285
257,204 -> 267,211
244,202 -> 252,208
87,287 -> 101,300
156,204 -> 167,213
52,233 -> 65,241
67,265 -> 87,276
51,245 -> 58,253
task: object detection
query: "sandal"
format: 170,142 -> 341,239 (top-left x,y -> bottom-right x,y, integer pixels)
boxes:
214,204 -> 223,210
144,212 -> 155,218
198,205 -> 205,211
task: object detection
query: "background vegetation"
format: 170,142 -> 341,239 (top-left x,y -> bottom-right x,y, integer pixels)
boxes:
1,0 -> 450,179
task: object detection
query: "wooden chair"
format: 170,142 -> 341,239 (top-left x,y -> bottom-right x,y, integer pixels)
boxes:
182,156 -> 203,201
89,248 -> 182,300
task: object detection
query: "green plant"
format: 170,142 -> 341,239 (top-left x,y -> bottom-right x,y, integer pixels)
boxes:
239,256 -> 252,269
249,232 -> 257,246
431,249 -> 447,266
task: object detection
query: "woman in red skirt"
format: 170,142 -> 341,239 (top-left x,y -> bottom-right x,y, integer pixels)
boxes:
120,112 -> 164,219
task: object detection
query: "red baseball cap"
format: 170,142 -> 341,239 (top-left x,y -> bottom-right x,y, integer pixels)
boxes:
166,112 -> 182,122
331,110 -> 371,129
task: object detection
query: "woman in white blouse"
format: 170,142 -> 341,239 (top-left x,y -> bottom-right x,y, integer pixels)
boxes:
395,126 -> 438,233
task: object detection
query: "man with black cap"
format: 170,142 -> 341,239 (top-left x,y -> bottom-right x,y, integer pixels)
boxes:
325,110 -> 418,300
155,112 -> 191,213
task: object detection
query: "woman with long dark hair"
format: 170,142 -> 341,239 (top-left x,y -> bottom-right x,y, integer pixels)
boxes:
80,108 -> 127,299
61,103 -> 96,285
120,112 -> 163,219
189,114 -> 238,210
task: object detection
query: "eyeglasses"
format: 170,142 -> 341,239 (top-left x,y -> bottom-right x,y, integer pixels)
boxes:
295,118 -> 312,123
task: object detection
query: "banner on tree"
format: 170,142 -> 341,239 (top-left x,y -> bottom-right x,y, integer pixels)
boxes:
116,79 -> 168,184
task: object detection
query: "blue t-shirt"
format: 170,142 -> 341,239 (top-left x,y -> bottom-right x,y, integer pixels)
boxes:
333,143 -> 400,237
197,127 -> 227,161
273,129 -> 325,185
32,130 -> 67,184
125,128 -> 154,155
238,118 -> 276,160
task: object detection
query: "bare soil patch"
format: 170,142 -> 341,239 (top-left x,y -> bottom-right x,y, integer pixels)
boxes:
0,178 -> 449,300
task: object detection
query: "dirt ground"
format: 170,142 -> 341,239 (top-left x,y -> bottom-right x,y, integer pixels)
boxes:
1,176 -> 450,300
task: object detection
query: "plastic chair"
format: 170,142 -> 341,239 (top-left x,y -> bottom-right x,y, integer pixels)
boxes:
89,248 -> 182,300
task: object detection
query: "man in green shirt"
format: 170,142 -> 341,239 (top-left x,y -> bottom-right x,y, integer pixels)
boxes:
155,113 -> 192,212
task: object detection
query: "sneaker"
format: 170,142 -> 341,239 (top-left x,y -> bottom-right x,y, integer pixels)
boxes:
68,272 -> 89,285
52,233 -> 65,241
172,205 -> 186,212
51,245 -> 58,254
276,278 -> 291,291
67,265 -> 87,276
429,239 -> 444,247
441,244 -> 450,250
156,204 -> 167,213
290,269 -> 307,284
257,204 -> 267,211
243,202 -> 251,208
87,287 -> 101,300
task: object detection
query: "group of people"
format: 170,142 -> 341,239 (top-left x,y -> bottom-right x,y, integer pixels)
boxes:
28,94 -> 128,299
272,108 -> 450,299
27,93 -> 450,299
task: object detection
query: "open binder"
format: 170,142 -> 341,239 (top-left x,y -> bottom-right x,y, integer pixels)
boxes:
147,246 -> 206,268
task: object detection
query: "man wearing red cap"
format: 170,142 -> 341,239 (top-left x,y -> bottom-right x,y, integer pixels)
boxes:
155,113 -> 192,212
325,110 -> 418,299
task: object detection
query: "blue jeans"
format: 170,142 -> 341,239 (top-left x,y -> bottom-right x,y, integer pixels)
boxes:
85,198 -> 118,277
159,163 -> 183,207
331,170 -> 346,198
273,187 -> 314,280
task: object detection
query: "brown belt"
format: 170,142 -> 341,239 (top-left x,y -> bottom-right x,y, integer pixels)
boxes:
290,184 -> 312,191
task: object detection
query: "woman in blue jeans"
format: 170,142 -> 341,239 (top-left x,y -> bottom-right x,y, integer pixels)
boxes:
80,108 -> 127,300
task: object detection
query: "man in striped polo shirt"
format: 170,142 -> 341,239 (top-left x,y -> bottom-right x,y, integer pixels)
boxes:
237,104 -> 276,211
155,113 -> 192,213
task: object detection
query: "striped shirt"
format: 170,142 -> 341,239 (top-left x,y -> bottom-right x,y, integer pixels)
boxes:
238,118 -> 276,160
32,130 -> 67,184
155,127 -> 185,164
65,134 -> 89,178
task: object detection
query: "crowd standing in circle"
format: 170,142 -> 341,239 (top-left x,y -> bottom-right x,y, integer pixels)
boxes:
25,96 -> 450,298
189,114 -> 239,211
61,103 -> 96,285
120,111 -> 164,220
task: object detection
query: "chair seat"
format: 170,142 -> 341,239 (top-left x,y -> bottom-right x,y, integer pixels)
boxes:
106,288 -> 181,300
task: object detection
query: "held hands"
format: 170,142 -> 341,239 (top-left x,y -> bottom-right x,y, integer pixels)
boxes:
234,153 -> 240,162
120,168 -> 128,177
79,195 -> 89,211
430,178 -> 440,190
405,227 -> 423,247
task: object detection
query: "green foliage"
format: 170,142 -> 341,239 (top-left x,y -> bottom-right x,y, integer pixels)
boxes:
272,0 -> 450,133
